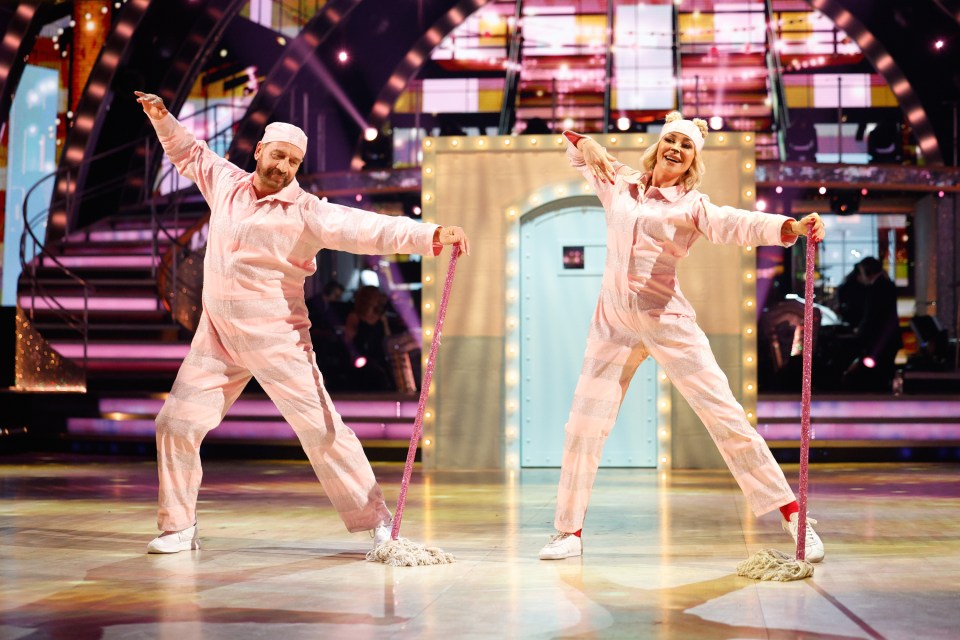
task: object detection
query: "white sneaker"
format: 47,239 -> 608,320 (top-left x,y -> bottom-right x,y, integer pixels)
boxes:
783,513 -> 824,563
372,520 -> 393,549
538,532 -> 582,560
147,523 -> 200,554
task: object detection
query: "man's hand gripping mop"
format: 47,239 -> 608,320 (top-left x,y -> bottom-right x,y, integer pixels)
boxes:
737,234 -> 818,582
367,245 -> 461,566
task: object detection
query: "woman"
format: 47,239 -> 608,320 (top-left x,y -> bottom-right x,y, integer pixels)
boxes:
539,112 -> 826,561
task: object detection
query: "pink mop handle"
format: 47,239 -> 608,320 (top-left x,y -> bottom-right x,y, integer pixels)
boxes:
797,234 -> 817,560
391,244 -> 461,540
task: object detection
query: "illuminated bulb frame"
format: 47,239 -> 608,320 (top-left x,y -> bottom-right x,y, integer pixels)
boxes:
420,133 -> 759,469
740,133 -> 759,429
420,139 -> 438,466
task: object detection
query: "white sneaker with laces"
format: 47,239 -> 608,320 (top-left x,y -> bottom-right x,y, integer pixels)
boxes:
783,513 -> 824,563
372,520 -> 393,549
147,523 -> 200,554
538,532 -> 582,560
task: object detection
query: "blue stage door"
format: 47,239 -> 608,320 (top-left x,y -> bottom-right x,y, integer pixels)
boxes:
519,204 -> 658,468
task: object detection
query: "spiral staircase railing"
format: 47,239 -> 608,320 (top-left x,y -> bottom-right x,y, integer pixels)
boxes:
17,104 -> 240,378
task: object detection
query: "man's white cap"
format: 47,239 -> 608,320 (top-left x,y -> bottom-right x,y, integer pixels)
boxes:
261,122 -> 308,154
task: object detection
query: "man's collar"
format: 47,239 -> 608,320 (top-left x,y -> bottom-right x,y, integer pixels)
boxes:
247,173 -> 302,203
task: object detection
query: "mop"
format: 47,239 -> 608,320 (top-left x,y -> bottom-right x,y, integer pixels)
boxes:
737,234 -> 818,581
367,244 -> 460,566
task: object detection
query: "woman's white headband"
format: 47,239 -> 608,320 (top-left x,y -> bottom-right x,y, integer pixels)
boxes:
659,119 -> 704,151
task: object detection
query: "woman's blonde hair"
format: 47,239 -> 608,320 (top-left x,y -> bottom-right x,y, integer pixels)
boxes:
640,111 -> 709,191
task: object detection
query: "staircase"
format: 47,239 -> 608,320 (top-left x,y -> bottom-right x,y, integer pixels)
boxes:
20,210 -> 200,393
16,193 -> 419,455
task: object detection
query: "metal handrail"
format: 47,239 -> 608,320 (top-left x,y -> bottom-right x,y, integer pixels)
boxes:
498,0 -> 524,135
765,0 -> 790,161
16,137 -> 145,371
18,102 -> 245,372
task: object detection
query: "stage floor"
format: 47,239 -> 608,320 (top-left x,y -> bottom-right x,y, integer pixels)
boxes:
1,456 -> 958,639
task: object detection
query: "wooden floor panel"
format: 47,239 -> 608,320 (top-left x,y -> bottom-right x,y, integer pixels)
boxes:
1,456 -> 958,639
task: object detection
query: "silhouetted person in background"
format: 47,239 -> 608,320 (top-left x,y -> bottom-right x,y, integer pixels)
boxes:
843,257 -> 902,392
524,117 -> 552,134
836,263 -> 869,328
867,120 -> 903,164
344,285 -> 394,391
786,116 -> 818,162
308,280 -> 349,389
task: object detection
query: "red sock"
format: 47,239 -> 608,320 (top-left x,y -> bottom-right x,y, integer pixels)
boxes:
779,501 -> 800,522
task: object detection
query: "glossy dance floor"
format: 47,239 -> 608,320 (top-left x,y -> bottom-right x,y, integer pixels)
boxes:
1,456 -> 958,639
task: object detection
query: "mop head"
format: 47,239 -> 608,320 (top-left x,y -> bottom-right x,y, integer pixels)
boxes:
737,548 -> 814,581
366,537 -> 456,567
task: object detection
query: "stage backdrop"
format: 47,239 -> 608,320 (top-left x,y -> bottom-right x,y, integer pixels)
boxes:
421,132 -> 761,471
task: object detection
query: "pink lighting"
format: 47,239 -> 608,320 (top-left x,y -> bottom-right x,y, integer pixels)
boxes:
21,296 -> 160,311
759,398 -> 960,419
70,397 -> 423,442
99,397 -> 419,419
934,40 -> 944,50
67,418 -> 414,441
40,255 -> 156,268
757,398 -> 960,442
337,50 -> 348,63
354,356 -> 368,368
52,343 -> 189,359
759,422 -> 960,441
863,356 -> 876,368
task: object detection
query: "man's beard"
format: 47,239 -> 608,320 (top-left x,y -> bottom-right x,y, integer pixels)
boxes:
256,163 -> 292,189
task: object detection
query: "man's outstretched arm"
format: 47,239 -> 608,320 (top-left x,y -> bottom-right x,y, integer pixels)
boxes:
134,90 -> 239,197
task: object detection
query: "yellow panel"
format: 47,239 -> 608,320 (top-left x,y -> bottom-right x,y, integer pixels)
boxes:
393,89 -> 417,114
477,89 -> 503,112
784,85 -> 812,109
871,85 -> 899,107
778,11 -> 813,37
678,12 -> 715,44
576,15 -> 607,46
478,12 -> 508,47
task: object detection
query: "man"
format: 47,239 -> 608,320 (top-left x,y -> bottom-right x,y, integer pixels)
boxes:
135,91 -> 469,553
